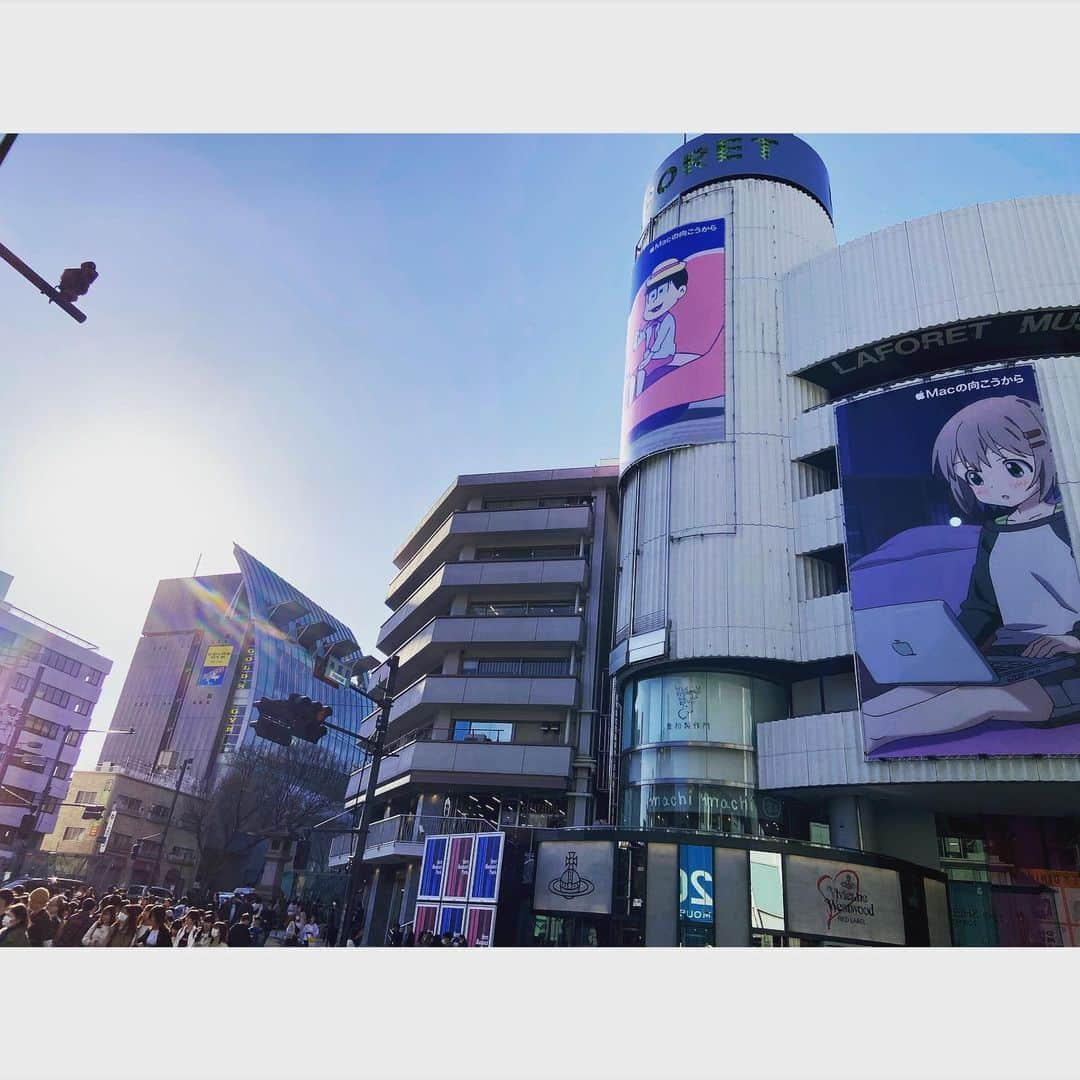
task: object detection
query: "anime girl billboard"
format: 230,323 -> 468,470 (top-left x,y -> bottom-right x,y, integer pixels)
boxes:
836,366 -> 1080,759
620,218 -> 726,474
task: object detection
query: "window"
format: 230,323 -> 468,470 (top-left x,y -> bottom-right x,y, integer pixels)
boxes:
83,668 -> 104,687
797,547 -> 848,600
11,752 -> 46,773
71,697 -> 94,716
790,672 -> 858,718
12,673 -> 29,692
25,715 -> 59,740
42,647 -> 83,679
451,720 -> 513,743
170,845 -> 194,859
52,762 -> 72,781
809,822 -> 831,846
474,544 -> 582,561
149,804 -> 170,820
115,795 -> 143,813
461,657 -> 571,677
482,495 -> 592,511
74,790 -> 99,805
62,826 -> 85,842
64,729 -> 82,747
40,796 -> 59,815
466,599 -> 577,617
35,683 -> 72,709
109,832 -> 132,851
0,785 -> 34,807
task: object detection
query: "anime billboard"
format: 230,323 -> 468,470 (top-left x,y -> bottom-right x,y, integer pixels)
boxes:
620,218 -> 726,474
837,366 -> 1080,759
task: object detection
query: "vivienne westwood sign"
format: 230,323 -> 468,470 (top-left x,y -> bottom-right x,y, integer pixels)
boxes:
785,855 -> 905,945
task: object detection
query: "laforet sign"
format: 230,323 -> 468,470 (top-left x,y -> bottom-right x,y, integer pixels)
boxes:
804,306 -> 1080,396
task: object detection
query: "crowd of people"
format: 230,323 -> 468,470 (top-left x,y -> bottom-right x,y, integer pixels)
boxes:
386,923 -> 470,946
0,884 -> 342,948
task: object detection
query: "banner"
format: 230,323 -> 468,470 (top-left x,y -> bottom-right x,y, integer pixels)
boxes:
837,366 -> 1080,758
464,905 -> 495,948
620,218 -> 726,473
418,836 -> 448,901
469,833 -> 504,902
413,903 -> 439,937
785,856 -> 905,945
678,845 -> 714,925
197,644 -> 234,687
534,840 -> 614,916
443,835 -> 475,900
437,904 -> 465,937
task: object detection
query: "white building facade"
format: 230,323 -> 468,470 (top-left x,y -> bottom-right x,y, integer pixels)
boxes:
610,135 -> 1080,947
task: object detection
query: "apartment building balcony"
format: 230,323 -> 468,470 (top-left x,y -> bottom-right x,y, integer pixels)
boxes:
386,505 -> 593,608
344,734 -> 575,808
377,668 -> 578,738
388,614 -> 584,688
377,557 -> 589,655
328,813 -> 493,867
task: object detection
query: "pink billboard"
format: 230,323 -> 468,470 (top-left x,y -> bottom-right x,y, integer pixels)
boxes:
443,835 -> 475,900
620,218 -> 726,473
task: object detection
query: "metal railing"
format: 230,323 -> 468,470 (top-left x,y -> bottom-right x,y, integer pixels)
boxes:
329,814 -> 496,862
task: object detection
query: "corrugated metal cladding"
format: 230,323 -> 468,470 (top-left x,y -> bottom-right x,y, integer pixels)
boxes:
783,194 -> 1080,375
617,177 -> 835,663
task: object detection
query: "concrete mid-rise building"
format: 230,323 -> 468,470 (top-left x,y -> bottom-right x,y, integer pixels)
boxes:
40,764 -> 204,895
339,465 -> 619,943
0,573 -> 113,876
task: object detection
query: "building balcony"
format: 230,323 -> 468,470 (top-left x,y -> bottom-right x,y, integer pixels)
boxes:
328,813 -> 492,867
379,671 -> 578,736
386,505 -> 593,608
377,557 -> 589,654
344,737 -> 575,807
387,614 -> 584,688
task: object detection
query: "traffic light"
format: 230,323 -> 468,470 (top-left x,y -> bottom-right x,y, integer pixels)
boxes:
17,813 -> 36,841
289,694 -> 332,743
252,697 -> 294,747
57,261 -> 97,303
81,804 -> 106,821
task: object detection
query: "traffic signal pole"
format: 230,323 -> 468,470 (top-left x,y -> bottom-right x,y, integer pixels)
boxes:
336,656 -> 398,947
148,757 -> 193,888
0,240 -> 88,324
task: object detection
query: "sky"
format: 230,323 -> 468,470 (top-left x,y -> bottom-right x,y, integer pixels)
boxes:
3,132 -> 1080,769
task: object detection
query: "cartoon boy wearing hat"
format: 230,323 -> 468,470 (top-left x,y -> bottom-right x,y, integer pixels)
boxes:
632,257 -> 691,398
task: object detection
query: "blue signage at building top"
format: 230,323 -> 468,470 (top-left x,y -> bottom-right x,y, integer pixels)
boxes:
642,134 -> 832,225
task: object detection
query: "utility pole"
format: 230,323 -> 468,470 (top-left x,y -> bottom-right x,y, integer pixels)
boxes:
149,757 -> 193,889
336,656 -> 398,947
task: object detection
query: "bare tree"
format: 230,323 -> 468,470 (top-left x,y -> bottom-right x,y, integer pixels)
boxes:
190,741 -> 347,891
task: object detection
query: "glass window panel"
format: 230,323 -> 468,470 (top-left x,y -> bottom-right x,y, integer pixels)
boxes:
663,674 -> 709,742
822,673 -> 858,713
750,851 -> 785,931
791,678 -> 823,717
633,677 -> 663,745
705,673 -> 752,744
621,684 -> 634,751
451,720 -> 513,743
750,677 -> 788,725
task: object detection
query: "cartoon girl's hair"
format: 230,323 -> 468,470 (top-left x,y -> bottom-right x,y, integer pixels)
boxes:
931,394 -> 1057,516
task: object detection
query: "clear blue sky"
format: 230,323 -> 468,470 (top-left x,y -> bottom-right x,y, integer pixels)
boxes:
3,133 -> 1080,766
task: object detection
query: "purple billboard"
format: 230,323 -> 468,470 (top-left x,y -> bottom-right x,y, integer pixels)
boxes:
837,366 -> 1080,759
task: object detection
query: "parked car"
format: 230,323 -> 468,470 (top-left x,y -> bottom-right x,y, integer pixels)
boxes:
122,884 -> 174,901
2,876 -> 89,895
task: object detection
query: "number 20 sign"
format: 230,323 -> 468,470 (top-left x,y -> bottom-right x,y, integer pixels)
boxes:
679,846 -> 714,924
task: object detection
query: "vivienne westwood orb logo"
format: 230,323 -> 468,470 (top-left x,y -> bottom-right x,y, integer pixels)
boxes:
549,850 -> 595,900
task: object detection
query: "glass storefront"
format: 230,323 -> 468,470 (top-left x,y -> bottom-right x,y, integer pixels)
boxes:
621,671 -> 786,749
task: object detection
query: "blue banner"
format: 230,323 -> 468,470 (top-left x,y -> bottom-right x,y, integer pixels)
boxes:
418,836 -> 448,901
679,845 -> 714,924
470,833 -> 504,902
438,905 -> 465,936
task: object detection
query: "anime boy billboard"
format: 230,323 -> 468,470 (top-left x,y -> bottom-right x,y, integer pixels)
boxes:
620,218 -> 725,474
836,366 -> 1080,759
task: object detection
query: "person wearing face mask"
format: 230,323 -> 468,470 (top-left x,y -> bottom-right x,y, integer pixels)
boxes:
82,905 -> 118,947
208,920 -> 228,947
108,904 -> 141,947
54,897 -> 98,947
0,903 -> 31,947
